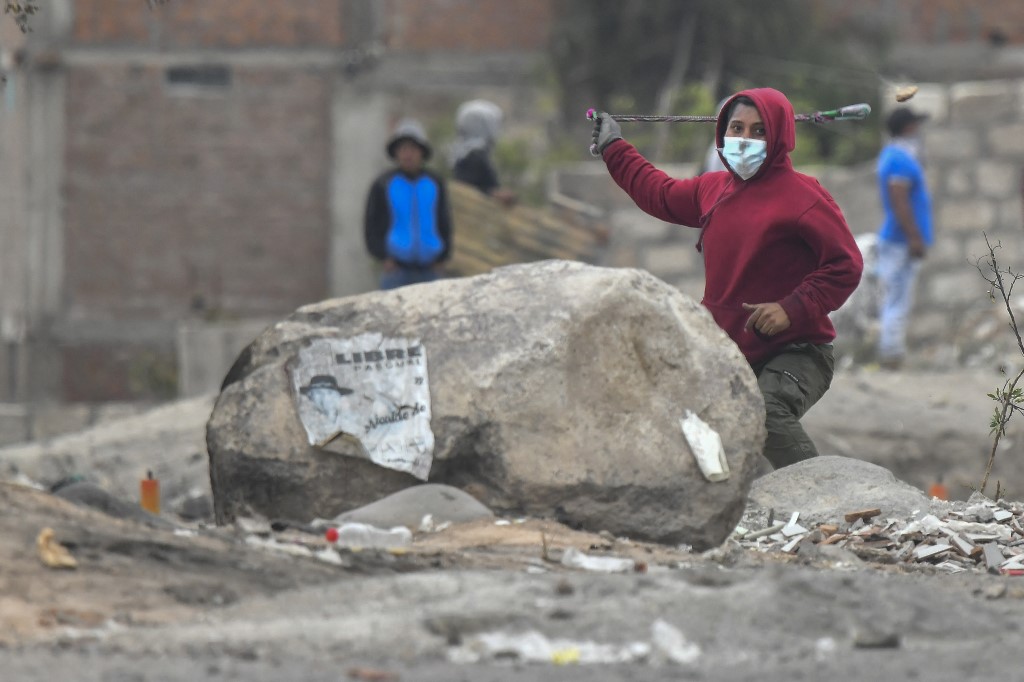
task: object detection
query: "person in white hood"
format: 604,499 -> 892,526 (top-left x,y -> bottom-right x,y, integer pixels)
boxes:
450,99 -> 517,206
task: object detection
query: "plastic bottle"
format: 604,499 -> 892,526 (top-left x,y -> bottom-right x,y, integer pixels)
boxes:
140,470 -> 160,514
331,522 -> 412,550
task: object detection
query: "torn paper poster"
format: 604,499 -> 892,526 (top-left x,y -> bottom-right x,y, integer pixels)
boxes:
288,333 -> 433,480
680,410 -> 730,482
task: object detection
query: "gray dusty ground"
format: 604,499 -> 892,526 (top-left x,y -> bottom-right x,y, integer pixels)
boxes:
3,367 -> 1024,680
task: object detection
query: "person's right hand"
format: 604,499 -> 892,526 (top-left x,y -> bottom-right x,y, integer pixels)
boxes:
908,236 -> 927,259
591,112 -> 622,155
382,258 -> 399,272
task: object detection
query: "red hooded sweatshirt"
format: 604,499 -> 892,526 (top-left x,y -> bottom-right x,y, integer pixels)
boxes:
602,87 -> 863,366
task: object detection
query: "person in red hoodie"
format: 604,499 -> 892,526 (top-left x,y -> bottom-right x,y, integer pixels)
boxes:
591,88 -> 863,470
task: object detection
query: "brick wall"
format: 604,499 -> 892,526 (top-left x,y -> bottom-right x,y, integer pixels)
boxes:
63,63 -> 332,320
383,0 -> 553,51
71,0 -> 347,48
59,61 -> 333,400
68,0 -> 555,51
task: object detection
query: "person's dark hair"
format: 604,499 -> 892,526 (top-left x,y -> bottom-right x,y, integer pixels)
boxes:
886,108 -> 928,137
727,96 -> 757,120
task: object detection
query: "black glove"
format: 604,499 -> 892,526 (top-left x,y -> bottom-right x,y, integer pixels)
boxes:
591,112 -> 622,156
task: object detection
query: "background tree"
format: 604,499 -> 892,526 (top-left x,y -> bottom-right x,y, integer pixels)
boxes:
549,0 -> 894,165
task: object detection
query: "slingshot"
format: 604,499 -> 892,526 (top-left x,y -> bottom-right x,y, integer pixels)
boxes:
586,103 -> 871,155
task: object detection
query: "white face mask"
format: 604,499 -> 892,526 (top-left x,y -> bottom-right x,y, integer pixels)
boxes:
719,137 -> 767,180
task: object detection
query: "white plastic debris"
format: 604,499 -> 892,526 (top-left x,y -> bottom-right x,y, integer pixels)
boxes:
944,519 -> 1012,543
680,410 -> 730,482
651,619 -> 701,664
333,522 -> 412,549
898,514 -> 944,537
815,636 -> 838,662
993,509 -> 1014,522
448,630 -> 651,665
561,547 -> 636,573
782,511 -> 808,537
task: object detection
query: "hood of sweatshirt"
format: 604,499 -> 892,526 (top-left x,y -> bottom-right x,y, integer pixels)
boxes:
715,88 -> 796,181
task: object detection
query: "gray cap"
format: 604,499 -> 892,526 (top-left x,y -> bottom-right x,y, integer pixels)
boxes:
386,118 -> 432,160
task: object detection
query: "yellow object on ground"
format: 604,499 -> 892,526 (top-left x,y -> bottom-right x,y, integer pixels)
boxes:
36,527 -> 77,569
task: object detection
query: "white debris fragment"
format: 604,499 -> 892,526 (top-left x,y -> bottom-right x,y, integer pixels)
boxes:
912,543 -> 951,560
651,619 -> 701,664
945,520 -> 1012,543
782,511 -> 808,537
993,509 -> 1014,523
680,410 -> 730,482
448,630 -> 651,665
561,547 -> 636,574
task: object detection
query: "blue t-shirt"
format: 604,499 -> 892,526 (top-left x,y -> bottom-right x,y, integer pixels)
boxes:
877,141 -> 933,246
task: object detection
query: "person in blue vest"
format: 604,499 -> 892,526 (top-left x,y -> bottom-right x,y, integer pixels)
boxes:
364,118 -> 453,290
875,107 -> 933,370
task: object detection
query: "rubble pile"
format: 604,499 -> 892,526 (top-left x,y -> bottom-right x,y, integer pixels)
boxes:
733,494 -> 1024,576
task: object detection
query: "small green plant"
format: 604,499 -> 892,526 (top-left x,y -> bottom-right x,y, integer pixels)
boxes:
975,233 -> 1024,498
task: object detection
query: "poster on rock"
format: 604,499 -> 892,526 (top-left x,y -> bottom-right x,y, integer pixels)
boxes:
287,333 -> 433,480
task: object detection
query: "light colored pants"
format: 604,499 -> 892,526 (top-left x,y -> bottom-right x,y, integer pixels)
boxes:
876,239 -> 922,361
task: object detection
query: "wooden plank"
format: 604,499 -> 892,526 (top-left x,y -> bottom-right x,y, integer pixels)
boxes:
844,508 -> 882,524
447,181 -> 607,277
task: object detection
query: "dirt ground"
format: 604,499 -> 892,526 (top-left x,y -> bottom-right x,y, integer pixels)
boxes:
3,366 -> 1024,680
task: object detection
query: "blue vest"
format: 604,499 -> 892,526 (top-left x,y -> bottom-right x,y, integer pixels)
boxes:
385,174 -> 445,265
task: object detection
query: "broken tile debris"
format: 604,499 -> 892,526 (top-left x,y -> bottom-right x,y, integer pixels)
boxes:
732,495 -> 1024,576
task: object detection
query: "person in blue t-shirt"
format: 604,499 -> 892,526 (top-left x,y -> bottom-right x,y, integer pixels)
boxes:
875,107 -> 933,370
365,118 -> 453,290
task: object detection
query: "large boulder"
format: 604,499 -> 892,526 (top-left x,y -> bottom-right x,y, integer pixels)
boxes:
207,260 -> 766,548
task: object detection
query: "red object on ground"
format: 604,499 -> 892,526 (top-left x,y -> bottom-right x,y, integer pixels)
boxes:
325,527 -> 339,543
928,482 -> 949,500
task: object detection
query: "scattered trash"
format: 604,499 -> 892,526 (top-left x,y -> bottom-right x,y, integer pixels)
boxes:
651,619 -> 701,664
139,470 -> 160,514
243,534 -> 342,565
680,410 -> 730,482
346,666 -> 400,681
328,522 -> 412,550
814,636 -> 838,662
735,496 -> 1024,575
37,527 -> 77,569
843,508 -> 881,524
417,514 -> 450,533
560,547 -> 637,573
928,479 -> 949,501
447,630 -> 651,665
550,647 -> 581,665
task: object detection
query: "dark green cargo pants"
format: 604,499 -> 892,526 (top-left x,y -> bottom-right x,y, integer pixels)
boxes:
752,343 -> 834,470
